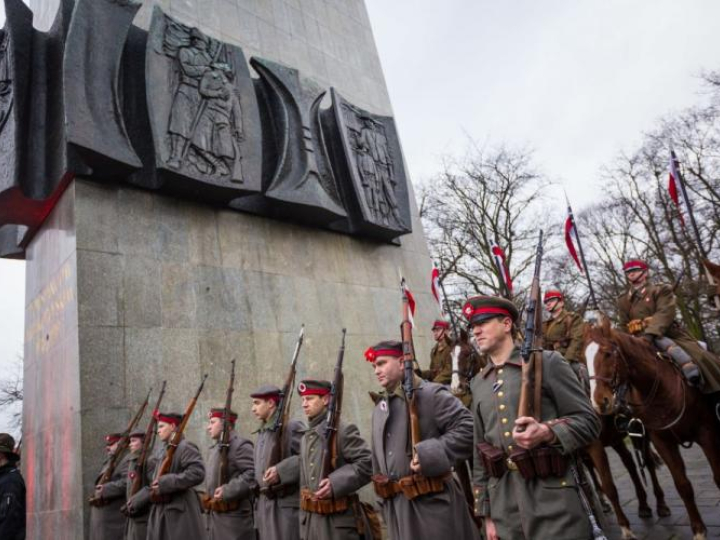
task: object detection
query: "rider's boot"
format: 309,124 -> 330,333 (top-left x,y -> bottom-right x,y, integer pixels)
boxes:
653,336 -> 702,387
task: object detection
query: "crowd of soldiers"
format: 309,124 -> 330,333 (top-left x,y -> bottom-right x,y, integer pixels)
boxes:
2,257 -> 720,540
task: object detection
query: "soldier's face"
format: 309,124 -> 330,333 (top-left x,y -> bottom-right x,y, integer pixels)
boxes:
157,421 -> 175,442
626,269 -> 646,286
105,441 -> 119,455
129,437 -> 143,453
301,395 -> 328,419
251,398 -> 276,421
544,299 -> 562,313
432,327 -> 446,341
471,317 -> 512,353
373,356 -> 404,389
207,417 -> 223,440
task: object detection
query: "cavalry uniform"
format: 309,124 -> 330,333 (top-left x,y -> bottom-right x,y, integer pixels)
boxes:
252,385 -> 304,540
542,290 -> 587,387
423,320 -> 453,384
618,260 -> 720,393
89,434 -> 131,540
365,342 -> 481,540
205,409 -> 256,540
465,296 -> 602,540
297,380 -> 373,540
146,414 -> 206,540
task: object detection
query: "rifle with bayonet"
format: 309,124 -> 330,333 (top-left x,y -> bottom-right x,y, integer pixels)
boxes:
319,328 -> 347,481
150,374 -> 208,503
89,387 -> 152,506
127,381 -> 167,501
265,325 -> 305,476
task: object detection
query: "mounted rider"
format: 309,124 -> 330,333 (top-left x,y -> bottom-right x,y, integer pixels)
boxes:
542,290 -> 588,388
617,259 -> 720,393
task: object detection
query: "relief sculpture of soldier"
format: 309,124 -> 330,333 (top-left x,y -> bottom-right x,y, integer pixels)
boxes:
353,115 -> 403,228
163,23 -> 244,181
0,30 -> 12,133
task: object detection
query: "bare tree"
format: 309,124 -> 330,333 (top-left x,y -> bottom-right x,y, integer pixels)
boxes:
420,144 -> 553,310
0,355 -> 23,436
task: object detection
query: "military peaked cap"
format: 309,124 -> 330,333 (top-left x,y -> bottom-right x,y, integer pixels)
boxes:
208,408 -> 238,423
432,319 -> 450,329
154,411 -> 183,426
297,379 -> 331,396
105,433 -> 123,445
543,290 -> 563,303
462,295 -> 519,325
623,259 -> 648,273
250,385 -> 282,402
364,340 -> 403,363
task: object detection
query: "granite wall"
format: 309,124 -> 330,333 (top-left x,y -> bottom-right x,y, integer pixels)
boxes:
22,1 -> 437,538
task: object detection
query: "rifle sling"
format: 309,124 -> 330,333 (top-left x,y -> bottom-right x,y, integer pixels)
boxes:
533,351 -> 543,421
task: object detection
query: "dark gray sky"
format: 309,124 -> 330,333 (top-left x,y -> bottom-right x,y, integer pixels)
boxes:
2,0 -> 720,430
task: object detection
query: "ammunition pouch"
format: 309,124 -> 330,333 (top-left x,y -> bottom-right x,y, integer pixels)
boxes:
478,443 -> 567,481
371,473 -> 449,500
352,498 -> 383,540
300,488 -> 351,514
476,442 -> 508,478
627,318 -> 652,335
201,494 -> 242,513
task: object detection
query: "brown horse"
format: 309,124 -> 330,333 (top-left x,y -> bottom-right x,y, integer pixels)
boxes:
585,319 -> 720,540
704,259 -> 720,299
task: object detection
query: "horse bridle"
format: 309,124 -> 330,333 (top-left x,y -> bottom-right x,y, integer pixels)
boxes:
590,341 -> 687,432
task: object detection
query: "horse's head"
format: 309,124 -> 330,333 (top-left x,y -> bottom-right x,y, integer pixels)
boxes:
583,316 -> 628,415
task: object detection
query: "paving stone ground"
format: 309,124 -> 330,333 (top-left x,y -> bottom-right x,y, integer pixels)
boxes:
602,443 -> 720,539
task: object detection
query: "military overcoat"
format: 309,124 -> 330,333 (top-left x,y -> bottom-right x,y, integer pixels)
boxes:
124,449 -> 156,540
254,414 -> 305,540
205,431 -> 257,540
618,282 -> 720,392
89,452 -> 131,540
299,415 -> 373,540
146,438 -> 206,540
471,348 -> 601,540
371,376 -> 480,540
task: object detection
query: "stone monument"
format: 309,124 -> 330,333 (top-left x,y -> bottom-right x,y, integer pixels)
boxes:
0,0 -> 436,538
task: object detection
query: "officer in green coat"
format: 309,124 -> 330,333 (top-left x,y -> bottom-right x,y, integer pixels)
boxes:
466,295 -> 602,540
618,259 -> 720,392
541,290 -> 587,387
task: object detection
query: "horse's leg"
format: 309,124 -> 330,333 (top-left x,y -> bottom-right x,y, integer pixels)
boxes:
697,422 -> 720,491
650,433 -> 707,540
611,441 -> 651,518
587,440 -> 636,539
583,452 -> 611,513
643,439 -> 670,517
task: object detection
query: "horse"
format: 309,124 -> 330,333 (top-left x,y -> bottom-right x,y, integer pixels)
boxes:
585,318 -> 720,540
704,259 -> 720,299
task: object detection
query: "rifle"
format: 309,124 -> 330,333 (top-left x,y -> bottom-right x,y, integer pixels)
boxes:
517,231 -> 544,431
128,381 -> 167,500
319,328 -> 346,480
89,387 -> 152,505
151,374 -> 208,501
218,359 -> 236,489
266,325 -> 305,471
400,278 -> 421,460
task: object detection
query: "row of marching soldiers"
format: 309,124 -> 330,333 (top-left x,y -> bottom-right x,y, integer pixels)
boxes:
87,257 -> 720,540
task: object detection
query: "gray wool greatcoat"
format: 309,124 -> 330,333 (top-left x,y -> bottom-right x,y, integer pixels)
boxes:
146,438 -> 207,540
471,348 -> 602,540
254,415 -> 305,540
89,453 -> 131,540
123,449 -> 157,540
299,415 -> 373,540
205,431 -> 257,540
371,376 -> 480,540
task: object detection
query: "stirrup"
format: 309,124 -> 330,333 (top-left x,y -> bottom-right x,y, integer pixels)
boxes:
716,402 -> 720,423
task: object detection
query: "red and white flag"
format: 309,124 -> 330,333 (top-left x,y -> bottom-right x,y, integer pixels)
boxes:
401,278 -> 416,327
668,151 -> 686,226
431,264 -> 442,307
564,211 -> 583,273
490,241 -> 513,295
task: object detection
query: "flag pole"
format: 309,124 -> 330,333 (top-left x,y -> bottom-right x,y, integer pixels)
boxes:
489,238 -> 512,299
436,262 -> 462,339
565,190 -> 599,311
671,149 -> 720,311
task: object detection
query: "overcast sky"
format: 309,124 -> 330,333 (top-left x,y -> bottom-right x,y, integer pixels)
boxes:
2,1 -> 720,430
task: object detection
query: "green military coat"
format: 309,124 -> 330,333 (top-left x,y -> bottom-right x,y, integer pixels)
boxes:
424,336 -> 453,384
471,348 -> 601,540
298,415 -> 372,540
542,310 -> 585,363
617,282 -> 720,393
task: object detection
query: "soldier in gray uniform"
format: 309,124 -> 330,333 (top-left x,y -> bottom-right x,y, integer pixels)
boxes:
465,295 -> 602,540
146,412 -> 206,540
204,407 -> 256,540
364,341 -> 480,540
251,385 -> 305,540
296,379 -> 372,540
123,430 -> 153,540
89,433 -> 131,540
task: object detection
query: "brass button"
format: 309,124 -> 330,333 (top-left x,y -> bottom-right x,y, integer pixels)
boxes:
504,431 -> 511,438
561,481 -> 567,487
497,379 -> 503,384
498,369 -> 503,375
498,391 -> 504,397
501,418 -> 508,424
499,404 -> 506,411
507,444 -> 514,451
